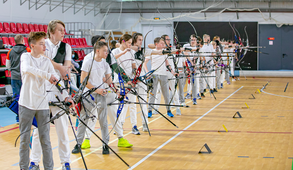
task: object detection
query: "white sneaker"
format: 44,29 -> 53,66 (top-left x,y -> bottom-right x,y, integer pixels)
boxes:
176,108 -> 181,115
153,110 -> 159,115
232,79 -> 236,81
142,124 -> 148,132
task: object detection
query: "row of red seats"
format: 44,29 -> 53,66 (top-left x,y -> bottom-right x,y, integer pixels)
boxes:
0,22 -> 47,34
0,37 -> 29,47
75,50 -> 86,61
0,22 -> 72,35
63,38 -> 92,48
1,36 -> 91,49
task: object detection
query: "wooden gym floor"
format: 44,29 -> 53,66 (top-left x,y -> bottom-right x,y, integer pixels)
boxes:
1,77 -> 293,170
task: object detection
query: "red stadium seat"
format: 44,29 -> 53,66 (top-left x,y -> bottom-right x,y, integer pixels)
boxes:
80,50 -> 86,58
5,70 -> 11,77
63,38 -> 69,45
38,24 -> 44,32
3,22 -> 12,33
16,23 -> 24,34
33,24 -> 40,32
43,25 -> 48,33
74,38 -> 81,48
82,38 -> 91,47
10,23 -> 17,33
1,53 -> 7,66
23,37 -> 29,47
2,37 -> 10,45
9,37 -> 16,46
0,23 -> 3,33
70,38 -> 76,48
77,51 -> 83,60
22,23 -> 30,34
78,38 -> 85,47
28,24 -> 35,32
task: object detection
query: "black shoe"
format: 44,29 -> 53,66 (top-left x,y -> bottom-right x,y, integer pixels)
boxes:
204,89 -> 206,92
201,93 -> 205,97
102,145 -> 109,155
213,88 -> 218,92
72,144 -> 81,154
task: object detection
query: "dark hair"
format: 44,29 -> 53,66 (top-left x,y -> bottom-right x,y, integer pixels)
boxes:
132,32 -> 143,45
154,37 -> 162,44
119,34 -> 132,44
94,41 -> 107,52
28,32 -> 46,48
91,35 -> 105,46
190,34 -> 197,39
161,34 -> 168,40
110,40 -> 117,49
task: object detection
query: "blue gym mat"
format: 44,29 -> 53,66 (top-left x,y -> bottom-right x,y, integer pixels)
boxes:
0,107 -> 17,127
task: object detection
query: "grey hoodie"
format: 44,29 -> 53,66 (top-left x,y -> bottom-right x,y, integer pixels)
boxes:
8,44 -> 28,80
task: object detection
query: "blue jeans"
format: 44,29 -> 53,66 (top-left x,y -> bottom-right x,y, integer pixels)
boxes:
11,79 -> 22,96
11,79 -> 22,121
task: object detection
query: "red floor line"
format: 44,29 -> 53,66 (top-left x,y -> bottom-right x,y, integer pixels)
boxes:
0,126 -> 19,134
148,129 -> 292,134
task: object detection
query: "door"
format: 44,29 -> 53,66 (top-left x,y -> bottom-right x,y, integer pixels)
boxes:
259,25 -> 293,70
259,25 -> 282,70
281,26 -> 293,70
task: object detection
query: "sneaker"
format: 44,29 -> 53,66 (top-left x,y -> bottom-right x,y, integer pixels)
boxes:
227,81 -> 231,85
81,139 -> 90,149
197,94 -> 202,100
213,88 -> 218,92
102,145 -> 109,155
62,163 -> 71,170
210,89 -> 214,93
176,108 -> 181,115
193,98 -> 197,105
232,79 -> 236,81
221,83 -> 223,88
167,110 -> 174,117
185,93 -> 191,99
204,89 -> 207,92
132,125 -> 140,135
142,124 -> 148,132
180,102 -> 186,106
72,144 -> 81,154
148,111 -> 152,118
118,138 -> 133,148
113,132 -> 116,135
201,93 -> 205,98
29,162 -> 39,170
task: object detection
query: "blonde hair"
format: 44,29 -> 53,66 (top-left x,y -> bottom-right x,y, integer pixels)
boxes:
14,34 -> 24,44
203,34 -> 210,40
47,20 -> 65,38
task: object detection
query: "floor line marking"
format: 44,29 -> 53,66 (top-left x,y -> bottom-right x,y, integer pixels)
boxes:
128,86 -> 243,170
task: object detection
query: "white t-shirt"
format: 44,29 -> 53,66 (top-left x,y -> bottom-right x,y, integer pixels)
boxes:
112,48 -> 136,78
45,39 -> 71,101
200,44 -> 215,66
19,53 -> 57,110
81,58 -> 112,90
146,49 -> 168,76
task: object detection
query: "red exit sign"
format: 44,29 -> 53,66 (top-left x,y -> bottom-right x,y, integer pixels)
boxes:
268,37 -> 275,40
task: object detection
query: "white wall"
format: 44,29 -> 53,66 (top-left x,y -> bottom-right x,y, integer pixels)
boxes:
105,12 -> 293,33
0,0 -> 103,26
